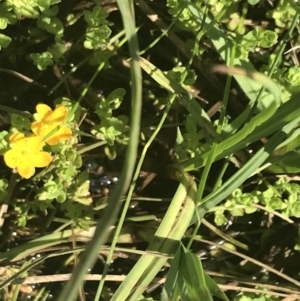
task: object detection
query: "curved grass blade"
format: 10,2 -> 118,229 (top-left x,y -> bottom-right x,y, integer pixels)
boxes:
175,92 -> 300,171
181,244 -> 229,301
162,244 -> 229,301
190,115 -> 300,224
161,247 -> 182,301
111,172 -> 197,301
0,228 -> 82,263
139,57 -> 217,138
212,65 -> 281,106
56,1 -> 143,300
179,244 -> 214,301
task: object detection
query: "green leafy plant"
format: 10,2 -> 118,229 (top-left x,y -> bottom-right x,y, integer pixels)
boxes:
29,51 -> 53,70
242,27 -> 278,52
213,177 -> 300,226
83,6 -> 111,49
91,88 -> 129,157
1,1 -> 300,301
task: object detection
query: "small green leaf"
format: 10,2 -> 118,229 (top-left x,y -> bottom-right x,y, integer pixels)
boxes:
37,0 -> 52,8
56,191 -> 66,203
61,201 -> 84,219
232,189 -> 242,198
15,5 -> 40,19
11,114 -> 31,131
74,154 -> 82,168
41,5 -> 59,16
266,197 -> 286,211
258,30 -> 278,48
48,43 -> 67,59
0,19 -> 8,29
107,116 -> 128,133
245,206 -> 257,214
84,25 -> 111,49
185,114 -> 197,132
104,145 -> 117,160
0,33 -> 12,49
0,3 -> 17,29
37,14 -> 51,29
263,188 -> 275,199
73,171 -> 92,205
64,148 -> 77,162
38,180 -> 62,201
288,193 -> 297,204
231,208 -> 244,216
30,52 -> 53,70
165,66 -> 197,87
289,202 -> 300,218
44,16 -> 63,34
84,6 -> 108,27
268,0 -> 296,28
107,88 -> 126,109
239,193 -> 255,205
18,214 -> 28,227
214,214 -> 228,226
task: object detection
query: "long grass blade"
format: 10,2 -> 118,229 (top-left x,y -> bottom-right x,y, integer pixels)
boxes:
111,172 -> 197,301
192,115 -> 300,224
175,91 -> 300,170
55,1 -> 142,300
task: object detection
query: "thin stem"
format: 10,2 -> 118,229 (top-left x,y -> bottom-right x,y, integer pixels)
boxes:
138,6 -> 184,56
49,29 -> 126,94
55,1 -> 142,300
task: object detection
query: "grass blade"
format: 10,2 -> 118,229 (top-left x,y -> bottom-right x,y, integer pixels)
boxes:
139,57 -> 216,138
192,116 -> 300,224
161,247 -> 182,301
111,172 -> 197,301
175,92 -> 300,171
56,1 -> 142,300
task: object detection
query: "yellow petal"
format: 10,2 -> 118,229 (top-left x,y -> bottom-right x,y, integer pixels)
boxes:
33,113 -> 41,122
46,127 -> 72,145
31,121 -> 44,136
4,149 -> 23,168
35,104 -> 53,122
17,160 -> 35,179
10,132 -> 27,150
10,132 -> 24,143
27,152 -> 52,167
51,105 -> 68,123
25,135 -> 44,153
9,132 -> 44,153
31,122 -> 52,138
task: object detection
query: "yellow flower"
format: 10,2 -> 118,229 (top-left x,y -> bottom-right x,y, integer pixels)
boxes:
4,132 -> 53,179
31,104 -> 72,145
